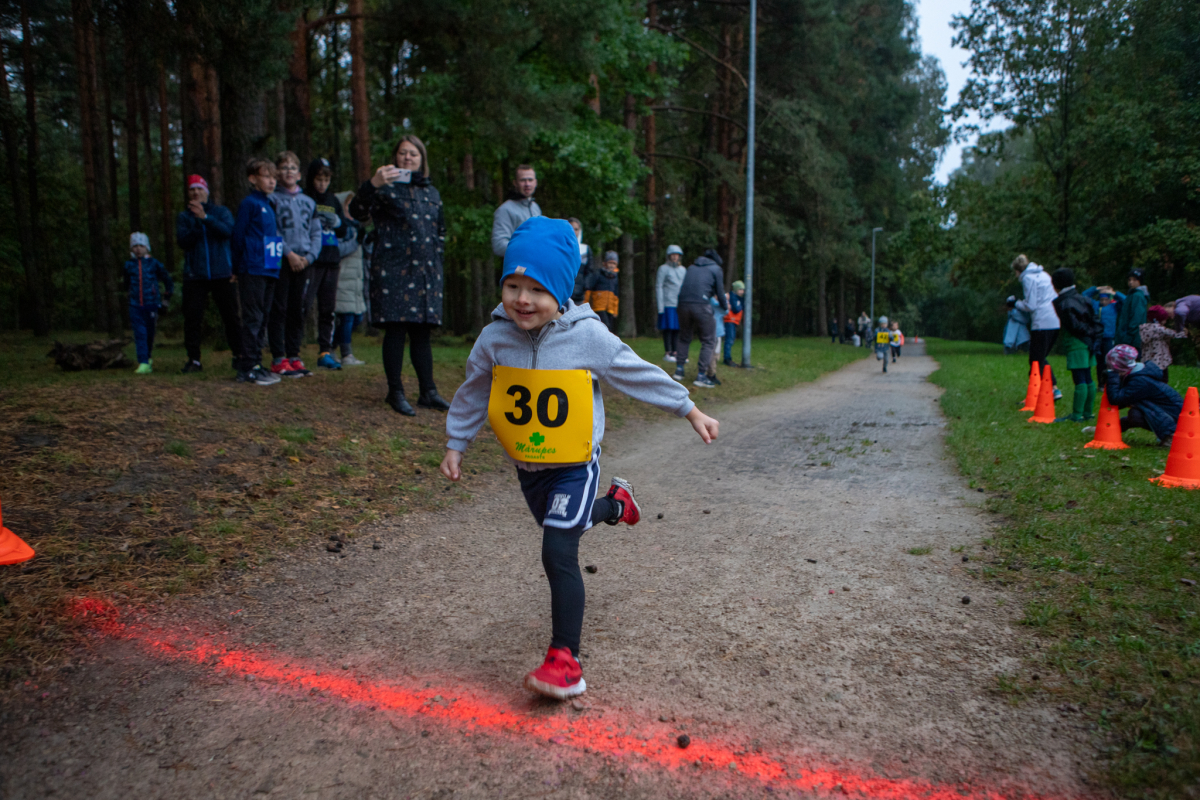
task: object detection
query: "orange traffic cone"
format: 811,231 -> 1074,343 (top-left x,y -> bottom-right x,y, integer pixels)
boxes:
0,499 -> 35,566
1150,386 -> 1200,489
1027,364 -> 1057,424
1085,389 -> 1130,450
1020,363 -> 1041,412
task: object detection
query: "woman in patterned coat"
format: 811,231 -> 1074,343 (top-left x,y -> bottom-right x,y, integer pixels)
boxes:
349,135 -> 451,416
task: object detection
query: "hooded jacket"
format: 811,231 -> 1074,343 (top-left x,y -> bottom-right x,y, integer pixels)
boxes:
655,262 -> 687,313
1014,264 -> 1060,331
1173,295 -> 1200,326
123,256 -> 174,307
1051,286 -> 1102,350
491,194 -> 542,256
1106,361 -> 1183,441
333,191 -> 367,315
446,300 -> 694,470
676,256 -> 728,310
1115,285 -> 1149,350
584,267 -> 620,316
176,202 -> 235,281
270,186 -> 323,266
305,160 -> 359,266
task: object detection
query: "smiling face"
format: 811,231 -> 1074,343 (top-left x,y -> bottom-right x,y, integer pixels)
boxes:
502,274 -> 561,330
394,141 -> 423,172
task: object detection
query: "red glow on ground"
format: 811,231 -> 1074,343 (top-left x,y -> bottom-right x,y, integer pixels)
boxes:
79,603 -> 1079,800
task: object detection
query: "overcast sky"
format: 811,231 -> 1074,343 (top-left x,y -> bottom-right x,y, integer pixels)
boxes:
914,0 -> 996,183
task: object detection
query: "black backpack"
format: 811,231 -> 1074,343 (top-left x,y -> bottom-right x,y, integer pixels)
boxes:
1054,291 -> 1103,349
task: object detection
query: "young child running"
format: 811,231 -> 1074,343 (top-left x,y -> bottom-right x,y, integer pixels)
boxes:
874,315 -> 891,372
439,216 -> 719,700
888,320 -> 903,362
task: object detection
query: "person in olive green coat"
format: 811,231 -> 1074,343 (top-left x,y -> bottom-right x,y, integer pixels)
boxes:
1114,268 -> 1149,352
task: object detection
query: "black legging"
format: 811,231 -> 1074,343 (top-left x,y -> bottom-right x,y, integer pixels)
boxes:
380,322 -> 436,396
1029,329 -> 1059,386
541,497 -> 620,656
1071,367 -> 1093,386
662,328 -> 678,355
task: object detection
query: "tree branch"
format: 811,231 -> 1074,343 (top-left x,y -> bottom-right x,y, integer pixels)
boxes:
649,23 -> 748,89
637,150 -> 718,174
650,104 -> 747,133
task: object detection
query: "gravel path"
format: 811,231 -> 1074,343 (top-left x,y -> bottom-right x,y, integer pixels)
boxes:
0,346 -> 1093,799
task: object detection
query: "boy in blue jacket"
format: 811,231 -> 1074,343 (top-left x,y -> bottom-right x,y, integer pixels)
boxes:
440,217 -> 720,701
230,158 -> 284,386
176,174 -> 239,374
124,233 -> 174,374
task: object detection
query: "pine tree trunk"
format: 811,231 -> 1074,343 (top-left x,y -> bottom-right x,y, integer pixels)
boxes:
73,0 -> 114,333
619,92 -> 637,338
221,83 -> 266,212
349,0 -> 370,183
21,0 -> 47,328
645,1 -> 659,334
286,11 -> 312,165
123,36 -> 141,231
158,63 -> 175,271
182,56 -> 224,205
0,35 -> 47,335
97,26 -> 119,217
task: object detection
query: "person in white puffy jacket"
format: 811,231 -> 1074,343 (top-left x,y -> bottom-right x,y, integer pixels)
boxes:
332,191 -> 367,365
1012,254 -> 1062,399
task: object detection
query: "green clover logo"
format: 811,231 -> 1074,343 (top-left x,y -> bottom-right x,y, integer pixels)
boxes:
529,432 -> 545,446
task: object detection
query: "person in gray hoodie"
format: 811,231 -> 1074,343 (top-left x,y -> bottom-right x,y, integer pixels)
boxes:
672,249 -> 728,388
267,151 -> 323,377
656,244 -> 686,362
440,216 -> 719,701
490,164 -> 541,256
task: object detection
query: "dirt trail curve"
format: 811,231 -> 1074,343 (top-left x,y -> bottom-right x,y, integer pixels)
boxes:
1,346 -> 1094,800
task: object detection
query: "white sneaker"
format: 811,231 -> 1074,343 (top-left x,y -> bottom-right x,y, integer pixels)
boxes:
341,354 -> 367,366
663,354 -> 676,363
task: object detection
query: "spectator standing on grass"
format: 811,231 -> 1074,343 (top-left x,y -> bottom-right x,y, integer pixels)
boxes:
333,190 -> 367,365
267,151 -> 323,378
723,280 -> 744,366
568,218 -> 593,304
1104,344 -> 1182,447
844,319 -> 855,346
1114,268 -> 1149,354
1012,254 -> 1063,399
1050,268 -> 1102,422
584,251 -> 621,334
1081,284 -> 1124,385
857,312 -> 871,347
230,158 -> 282,386
672,248 -> 727,388
349,134 -> 451,417
1139,306 -> 1187,383
829,316 -> 839,344
491,164 -> 541,257
124,232 -> 173,375
305,158 -> 359,371
656,244 -> 686,362
176,174 -> 240,374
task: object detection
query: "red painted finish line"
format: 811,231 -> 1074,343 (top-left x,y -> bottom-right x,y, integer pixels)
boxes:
74,600 -> 1077,800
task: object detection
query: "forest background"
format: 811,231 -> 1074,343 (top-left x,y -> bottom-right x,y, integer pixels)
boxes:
0,0 -> 1196,347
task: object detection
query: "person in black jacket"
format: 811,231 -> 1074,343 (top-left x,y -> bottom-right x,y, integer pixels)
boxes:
1050,269 -> 1103,421
672,249 -> 727,388
176,174 -> 240,373
305,158 -> 359,370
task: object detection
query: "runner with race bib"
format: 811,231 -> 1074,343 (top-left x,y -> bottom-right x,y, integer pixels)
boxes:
440,216 -> 720,700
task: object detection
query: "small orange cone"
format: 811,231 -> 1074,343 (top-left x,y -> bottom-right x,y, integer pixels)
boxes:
0,499 -> 35,566
1085,389 -> 1130,450
1020,363 -> 1041,412
1150,386 -> 1200,489
1027,364 -> 1057,424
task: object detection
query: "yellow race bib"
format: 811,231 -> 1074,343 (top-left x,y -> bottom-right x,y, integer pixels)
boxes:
488,366 -> 594,463
876,331 -> 890,344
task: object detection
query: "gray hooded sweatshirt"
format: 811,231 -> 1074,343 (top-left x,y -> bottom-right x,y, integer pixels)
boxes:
270,187 -> 323,265
446,301 -> 695,470
491,196 -> 542,256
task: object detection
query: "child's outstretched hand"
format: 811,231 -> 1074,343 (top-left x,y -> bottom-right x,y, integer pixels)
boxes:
440,449 -> 463,481
685,407 -> 719,444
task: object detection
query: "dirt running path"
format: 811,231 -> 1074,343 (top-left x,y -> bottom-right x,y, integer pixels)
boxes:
0,347 -> 1093,799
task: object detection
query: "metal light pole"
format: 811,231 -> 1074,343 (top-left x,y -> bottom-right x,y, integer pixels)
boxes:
869,227 -> 883,321
740,0 -> 757,367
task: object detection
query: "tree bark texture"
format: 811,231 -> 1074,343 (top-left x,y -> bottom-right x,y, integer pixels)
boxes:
619,92 -> 637,338
182,55 -> 223,205
349,0 -> 370,183
0,33 -> 47,335
97,26 -> 119,216
221,82 -> 267,211
157,63 -> 175,270
21,0 -> 47,325
123,35 -> 141,231
286,11 -> 312,165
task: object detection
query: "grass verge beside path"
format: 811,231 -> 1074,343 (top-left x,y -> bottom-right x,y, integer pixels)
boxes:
0,332 -> 863,685
927,339 -> 1200,798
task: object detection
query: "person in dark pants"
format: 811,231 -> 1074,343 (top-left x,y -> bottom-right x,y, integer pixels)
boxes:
672,249 -> 727,388
349,134 -> 450,416
1105,344 -> 1183,447
829,316 -> 839,344
176,174 -> 240,373
123,232 -> 174,374
1012,254 -> 1062,399
267,151 -> 323,378
229,158 -> 283,386
305,158 -> 359,370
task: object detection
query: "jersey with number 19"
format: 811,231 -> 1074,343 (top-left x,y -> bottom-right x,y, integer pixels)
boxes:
447,301 -> 696,471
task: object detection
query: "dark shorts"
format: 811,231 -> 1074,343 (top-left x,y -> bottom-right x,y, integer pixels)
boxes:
516,449 -> 602,531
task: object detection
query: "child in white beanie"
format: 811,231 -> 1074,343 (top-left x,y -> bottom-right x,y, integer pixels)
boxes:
124,232 -> 174,373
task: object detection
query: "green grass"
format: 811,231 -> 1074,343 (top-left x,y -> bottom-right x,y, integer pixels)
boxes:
164,439 -> 192,458
927,338 -> 1200,797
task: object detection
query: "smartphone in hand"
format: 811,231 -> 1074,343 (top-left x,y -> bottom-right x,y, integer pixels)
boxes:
395,169 -> 412,184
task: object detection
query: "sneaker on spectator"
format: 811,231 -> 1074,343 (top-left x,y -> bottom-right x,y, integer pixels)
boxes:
341,354 -> 366,366
270,359 -> 292,377
693,374 -> 717,388
286,358 -> 312,378
523,647 -> 586,700
663,353 -> 676,363
180,360 -> 203,374
317,352 -> 342,370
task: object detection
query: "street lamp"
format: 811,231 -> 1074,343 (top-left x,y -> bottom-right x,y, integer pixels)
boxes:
869,227 -> 883,320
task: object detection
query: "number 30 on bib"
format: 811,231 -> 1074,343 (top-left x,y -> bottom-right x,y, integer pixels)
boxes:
487,366 -> 593,463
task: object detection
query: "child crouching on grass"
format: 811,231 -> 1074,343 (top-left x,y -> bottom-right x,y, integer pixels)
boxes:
1104,344 -> 1183,447
440,216 -> 719,700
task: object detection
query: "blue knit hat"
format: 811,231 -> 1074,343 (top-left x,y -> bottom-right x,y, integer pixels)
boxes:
501,217 -> 578,309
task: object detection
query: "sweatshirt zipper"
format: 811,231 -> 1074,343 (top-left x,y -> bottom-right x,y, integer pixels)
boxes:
137,258 -> 144,305
527,324 -> 551,369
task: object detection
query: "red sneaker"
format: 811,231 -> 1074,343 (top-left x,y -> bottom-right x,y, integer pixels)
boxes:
270,360 -> 292,376
604,477 -> 640,526
286,358 -> 312,378
523,646 -> 586,699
